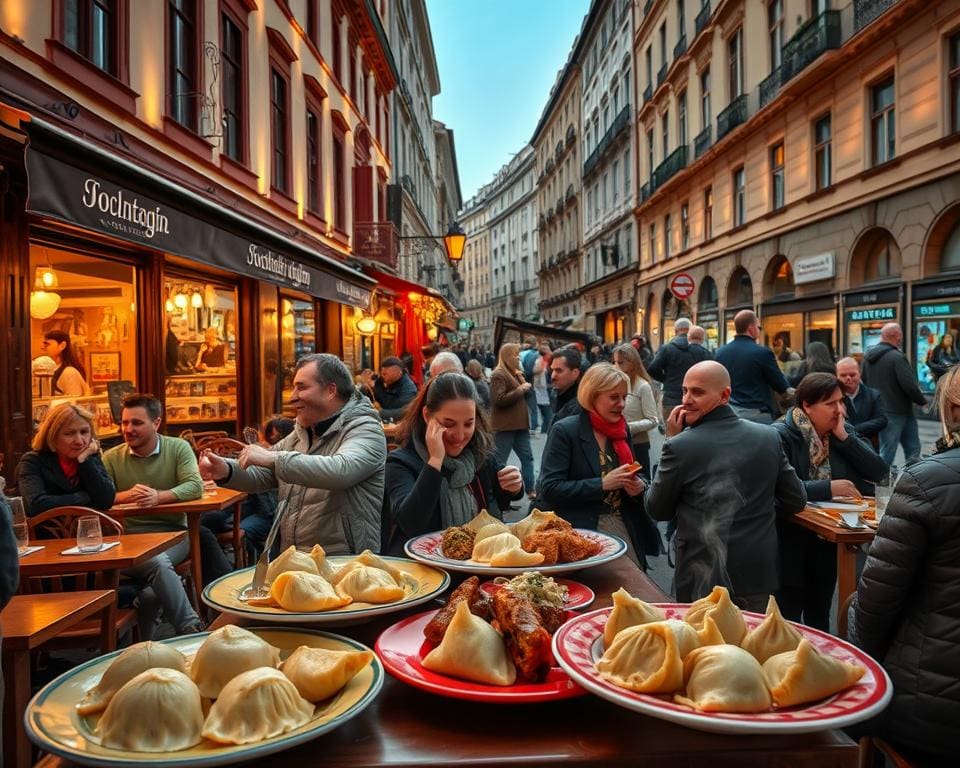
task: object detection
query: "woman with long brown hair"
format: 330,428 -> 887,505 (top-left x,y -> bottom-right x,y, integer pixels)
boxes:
612,343 -> 659,473
42,330 -> 90,397
489,343 -> 536,499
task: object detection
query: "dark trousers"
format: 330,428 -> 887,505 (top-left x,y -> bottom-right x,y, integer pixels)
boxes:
776,536 -> 836,632
632,441 -> 651,476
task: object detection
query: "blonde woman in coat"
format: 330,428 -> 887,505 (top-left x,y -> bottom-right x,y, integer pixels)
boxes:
489,343 -> 536,498
613,343 -> 659,473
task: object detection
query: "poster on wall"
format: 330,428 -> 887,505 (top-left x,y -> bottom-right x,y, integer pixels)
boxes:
89,352 -> 121,383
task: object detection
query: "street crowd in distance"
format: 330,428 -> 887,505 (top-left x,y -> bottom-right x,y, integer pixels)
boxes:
2,308 -> 958,763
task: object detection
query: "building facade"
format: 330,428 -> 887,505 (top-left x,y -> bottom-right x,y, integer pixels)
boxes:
459,183 -> 494,347
0,0 -> 400,480
633,0 -> 960,394
433,119 -> 464,308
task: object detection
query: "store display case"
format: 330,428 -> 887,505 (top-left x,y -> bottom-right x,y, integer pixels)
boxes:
165,371 -> 238,424
32,393 -> 120,439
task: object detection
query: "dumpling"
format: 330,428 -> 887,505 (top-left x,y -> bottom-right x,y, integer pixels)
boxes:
511,509 -> 563,540
309,543 -> 336,581
77,640 -> 187,715
422,601 -> 516,686
603,588 -> 667,647
335,564 -> 405,603
201,667 -> 314,745
472,521 -> 512,548
762,639 -> 866,708
281,645 -> 374,702
190,624 -> 281,698
595,619 -> 701,694
741,595 -> 803,664
271,570 -> 353,612
96,668 -> 204,752
684,586 -> 747,645
674,645 -> 772,713
489,545 -> 545,568
472,532 -> 545,567
463,509 -> 502,533
266,546 -> 319,583
335,549 -> 416,591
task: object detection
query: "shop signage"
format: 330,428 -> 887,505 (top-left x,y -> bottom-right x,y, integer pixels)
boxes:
670,272 -> 695,300
846,307 -> 896,322
916,302 -> 960,318
913,281 -> 960,301
793,252 -> 835,284
26,150 -> 373,309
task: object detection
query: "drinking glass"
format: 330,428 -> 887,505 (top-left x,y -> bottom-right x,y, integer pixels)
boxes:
8,496 -> 29,555
243,426 -> 260,445
76,515 -> 103,553
874,484 -> 893,521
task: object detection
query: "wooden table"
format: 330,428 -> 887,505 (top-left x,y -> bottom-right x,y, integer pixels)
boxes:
791,507 -> 877,637
17,532 -> 187,592
109,487 -> 247,607
1,590 -> 115,768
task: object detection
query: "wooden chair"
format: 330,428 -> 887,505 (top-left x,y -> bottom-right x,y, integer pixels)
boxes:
24,507 -> 137,650
192,431 -> 230,452
177,428 -> 197,452
195,436 -> 248,568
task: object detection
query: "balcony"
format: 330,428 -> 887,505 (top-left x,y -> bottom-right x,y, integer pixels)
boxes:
641,181 -> 651,202
717,94 -> 748,140
781,10 -> 841,83
566,124 -> 576,147
855,0 -> 898,32
695,2 -> 711,37
673,34 -> 687,60
657,63 -> 668,89
693,126 -> 712,158
651,146 -> 688,192
643,84 -> 653,104
760,67 -> 782,108
555,141 -> 564,163
582,103 -> 631,177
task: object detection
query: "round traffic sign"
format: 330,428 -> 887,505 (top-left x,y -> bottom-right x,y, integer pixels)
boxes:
670,272 -> 695,300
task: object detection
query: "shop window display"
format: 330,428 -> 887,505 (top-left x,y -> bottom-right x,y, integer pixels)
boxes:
280,297 -> 317,405
915,302 -> 960,394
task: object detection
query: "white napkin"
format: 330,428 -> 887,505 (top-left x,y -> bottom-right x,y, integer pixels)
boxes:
17,545 -> 44,558
60,541 -> 121,556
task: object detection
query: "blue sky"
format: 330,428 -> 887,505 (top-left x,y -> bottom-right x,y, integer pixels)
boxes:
425,0 -> 591,205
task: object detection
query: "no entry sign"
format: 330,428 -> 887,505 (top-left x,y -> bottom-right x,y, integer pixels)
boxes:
670,272 -> 695,300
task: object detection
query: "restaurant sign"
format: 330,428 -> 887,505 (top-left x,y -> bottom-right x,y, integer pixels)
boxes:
26,150 -> 373,309
793,252 -> 836,284
845,307 -> 896,322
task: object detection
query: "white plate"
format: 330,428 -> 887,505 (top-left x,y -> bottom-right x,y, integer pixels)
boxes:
810,500 -> 870,512
404,528 -> 627,576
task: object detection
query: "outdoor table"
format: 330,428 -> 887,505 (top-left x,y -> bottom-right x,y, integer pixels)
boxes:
1,590 -> 115,768
791,506 -> 877,637
109,488 -> 247,608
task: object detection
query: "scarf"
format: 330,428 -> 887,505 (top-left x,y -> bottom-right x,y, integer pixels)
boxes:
588,411 -> 634,467
412,430 -> 479,528
793,408 -> 831,481
58,455 -> 80,487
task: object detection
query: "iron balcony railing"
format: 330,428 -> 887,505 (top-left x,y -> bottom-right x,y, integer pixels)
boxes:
694,126 -> 712,158
854,0 -> 898,31
760,67 -> 782,108
582,104 -> 631,177
657,62 -> 668,88
781,10 -> 842,83
674,34 -> 687,60
695,2 -> 711,37
651,145 -> 688,193
717,94 -> 748,140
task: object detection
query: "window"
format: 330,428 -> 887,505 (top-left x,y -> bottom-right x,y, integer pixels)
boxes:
768,0 -> 783,71
306,0 -> 320,47
871,76 -> 896,166
306,107 -> 322,214
681,202 -> 690,249
814,113 -> 831,189
728,28 -> 743,99
270,68 -> 289,193
700,67 -> 711,129
678,0 -> 686,41
62,0 -> 119,75
664,213 -> 672,258
649,222 -> 657,263
770,142 -> 784,210
647,128 -> 654,177
678,90 -> 688,146
733,167 -> 745,226
612,160 -> 619,203
349,37 -> 357,99
625,225 -> 632,263
645,46 -> 653,88
661,112 -> 669,157
602,172 -> 608,208
812,0 -> 828,15
950,34 -> 960,134
659,23 -> 667,69
220,10 -> 245,163
331,7 -> 342,82
168,0 -> 198,130
612,85 -> 619,115
624,148 -> 631,194
704,186 -> 713,238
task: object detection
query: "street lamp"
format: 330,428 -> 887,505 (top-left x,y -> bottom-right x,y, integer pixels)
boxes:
399,222 -> 468,268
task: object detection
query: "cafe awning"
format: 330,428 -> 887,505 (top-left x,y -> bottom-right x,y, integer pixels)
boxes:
361,267 -> 456,318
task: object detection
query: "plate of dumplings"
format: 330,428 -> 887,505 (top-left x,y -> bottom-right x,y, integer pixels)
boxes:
404,508 -> 628,575
552,586 -> 893,734
202,547 -> 450,623
25,625 -> 383,766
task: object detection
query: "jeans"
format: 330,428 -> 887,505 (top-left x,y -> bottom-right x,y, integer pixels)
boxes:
537,403 -> 553,433
525,389 -> 539,431
879,412 -> 921,466
122,537 -> 199,638
494,429 -> 536,495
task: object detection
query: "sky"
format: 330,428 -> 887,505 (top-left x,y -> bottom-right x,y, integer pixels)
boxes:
425,0 -> 591,205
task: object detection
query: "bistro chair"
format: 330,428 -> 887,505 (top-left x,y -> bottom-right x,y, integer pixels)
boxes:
195,436 -> 248,568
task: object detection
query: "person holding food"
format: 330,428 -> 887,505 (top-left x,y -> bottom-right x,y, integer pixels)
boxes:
382,372 -> 523,554
850,365 -> 960,764
773,372 -> 887,631
537,362 -> 662,568
489,343 -> 536,499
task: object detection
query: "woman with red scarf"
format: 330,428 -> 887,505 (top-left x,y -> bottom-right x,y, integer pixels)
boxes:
17,403 -> 115,517
537,363 -> 662,568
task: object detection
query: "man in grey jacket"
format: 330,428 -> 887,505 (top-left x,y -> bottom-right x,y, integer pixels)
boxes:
200,354 -> 386,553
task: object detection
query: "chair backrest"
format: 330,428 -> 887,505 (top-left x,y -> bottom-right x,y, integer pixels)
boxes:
28,507 -> 125,539
178,428 -> 198,452
199,437 -> 245,458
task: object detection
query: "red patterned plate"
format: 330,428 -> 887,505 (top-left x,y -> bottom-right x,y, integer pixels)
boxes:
479,578 -> 596,610
404,529 -> 626,576
376,608 -> 585,703
553,604 -> 892,734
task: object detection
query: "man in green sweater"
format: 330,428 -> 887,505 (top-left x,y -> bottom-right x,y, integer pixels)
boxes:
102,393 -> 202,638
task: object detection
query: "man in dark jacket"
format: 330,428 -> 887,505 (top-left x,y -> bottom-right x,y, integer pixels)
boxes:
862,323 -> 927,465
714,309 -> 790,424
549,347 -> 584,423
648,318 -> 711,420
645,361 -> 807,609
836,356 -> 886,446
373,357 -> 418,422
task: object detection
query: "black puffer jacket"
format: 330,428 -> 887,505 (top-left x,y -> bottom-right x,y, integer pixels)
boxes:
647,335 -> 711,403
852,446 -> 960,760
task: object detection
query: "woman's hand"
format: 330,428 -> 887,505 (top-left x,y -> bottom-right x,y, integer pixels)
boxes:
497,465 -> 523,494
602,465 -> 635,491
623,473 -> 646,497
77,438 -> 100,464
830,479 -> 862,500
520,382 -> 532,393
425,418 -> 447,469
831,420 -> 849,441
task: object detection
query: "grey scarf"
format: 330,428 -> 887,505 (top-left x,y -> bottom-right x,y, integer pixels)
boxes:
413,431 -> 479,528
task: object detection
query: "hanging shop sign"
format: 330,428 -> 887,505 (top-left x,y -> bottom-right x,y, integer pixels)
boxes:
26,149 -> 373,309
669,272 -> 695,300
845,306 -> 896,322
793,252 -> 836,284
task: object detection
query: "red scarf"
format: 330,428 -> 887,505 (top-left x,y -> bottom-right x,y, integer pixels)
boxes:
58,454 -> 80,487
588,412 -> 634,467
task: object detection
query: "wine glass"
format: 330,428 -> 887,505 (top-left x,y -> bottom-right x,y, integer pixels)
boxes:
8,496 -> 28,555
76,515 -> 103,553
243,426 -> 260,445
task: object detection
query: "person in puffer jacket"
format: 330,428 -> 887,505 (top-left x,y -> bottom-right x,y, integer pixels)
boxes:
850,364 -> 960,765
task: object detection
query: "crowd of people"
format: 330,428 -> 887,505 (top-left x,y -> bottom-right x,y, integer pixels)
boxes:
3,314 -> 958,764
